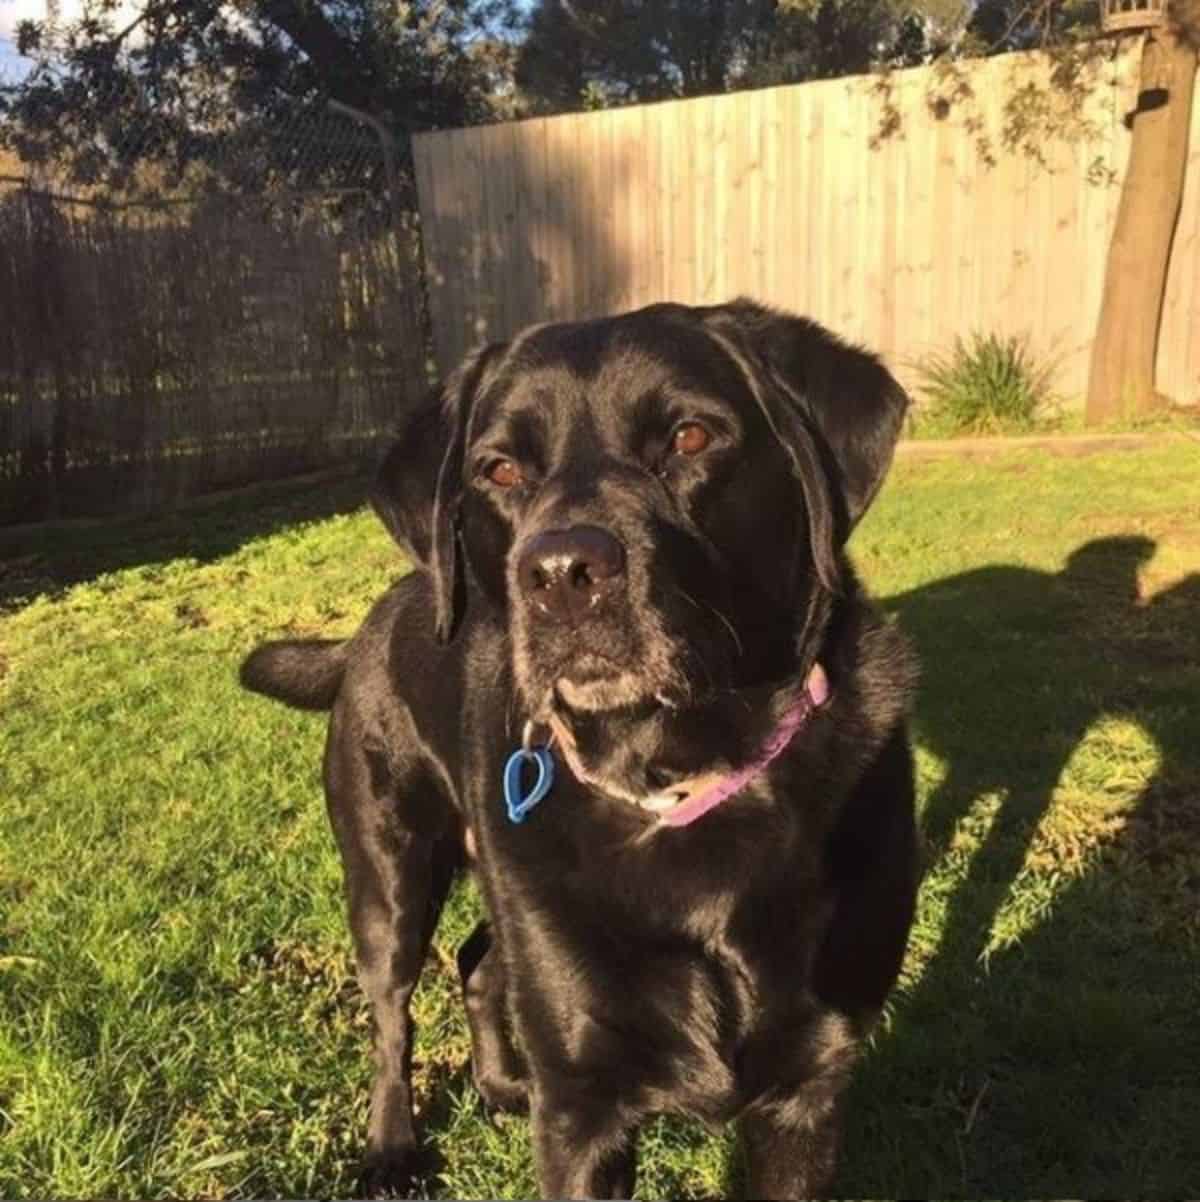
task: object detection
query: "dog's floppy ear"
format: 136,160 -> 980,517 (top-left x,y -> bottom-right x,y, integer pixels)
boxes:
370,394 -> 447,568
703,299 -> 909,563
371,342 -> 506,642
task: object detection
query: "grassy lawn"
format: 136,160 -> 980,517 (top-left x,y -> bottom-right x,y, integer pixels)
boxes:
2,442 -> 1198,1199
904,400 -> 1200,440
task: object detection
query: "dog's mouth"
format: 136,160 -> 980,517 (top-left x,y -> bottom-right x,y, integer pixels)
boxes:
510,553 -> 746,726
553,678 -> 664,719
527,644 -> 692,721
540,683 -> 678,811
542,669 -> 796,818
552,657 -> 675,714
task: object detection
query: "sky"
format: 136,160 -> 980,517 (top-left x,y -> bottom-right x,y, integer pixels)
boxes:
1,0 -> 140,82
0,0 -> 38,80
0,0 -> 531,84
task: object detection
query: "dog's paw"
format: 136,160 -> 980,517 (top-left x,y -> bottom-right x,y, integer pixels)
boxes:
358,1144 -> 423,1199
474,1068 -> 529,1116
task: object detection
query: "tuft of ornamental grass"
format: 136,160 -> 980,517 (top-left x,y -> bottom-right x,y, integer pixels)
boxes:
913,332 -> 1059,435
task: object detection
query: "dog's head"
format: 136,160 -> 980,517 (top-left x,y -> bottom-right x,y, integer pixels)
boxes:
374,300 -> 906,734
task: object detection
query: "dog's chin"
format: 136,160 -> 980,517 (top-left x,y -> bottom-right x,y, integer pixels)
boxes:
519,661 -> 685,722
516,635 -> 700,722
554,672 -> 658,714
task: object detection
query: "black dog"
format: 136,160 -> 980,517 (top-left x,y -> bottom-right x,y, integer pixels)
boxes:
241,299 -> 920,1199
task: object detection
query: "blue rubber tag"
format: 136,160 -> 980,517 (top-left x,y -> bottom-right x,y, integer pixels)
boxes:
503,745 -> 555,824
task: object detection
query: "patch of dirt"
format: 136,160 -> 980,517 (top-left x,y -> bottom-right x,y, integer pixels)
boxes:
175,601 -> 210,628
244,938 -> 365,1022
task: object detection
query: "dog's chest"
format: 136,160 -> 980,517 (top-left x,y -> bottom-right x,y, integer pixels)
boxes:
499,851 -> 831,1120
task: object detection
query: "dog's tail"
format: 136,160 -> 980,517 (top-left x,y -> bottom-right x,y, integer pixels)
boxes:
239,639 -> 348,711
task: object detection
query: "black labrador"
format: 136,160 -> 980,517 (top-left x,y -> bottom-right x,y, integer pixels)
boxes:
241,299 -> 920,1199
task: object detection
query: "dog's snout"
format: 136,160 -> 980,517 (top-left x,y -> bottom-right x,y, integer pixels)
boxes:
517,525 -> 626,622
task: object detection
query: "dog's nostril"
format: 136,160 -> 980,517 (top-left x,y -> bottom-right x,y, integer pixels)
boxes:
569,563 -> 593,591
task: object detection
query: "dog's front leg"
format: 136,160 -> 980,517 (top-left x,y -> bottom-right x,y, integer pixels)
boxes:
739,1074 -> 847,1200
531,1088 -> 638,1200
325,726 -> 457,1195
458,920 -> 529,1113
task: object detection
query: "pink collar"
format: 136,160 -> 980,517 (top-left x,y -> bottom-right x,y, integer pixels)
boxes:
550,662 -> 830,829
650,661 -> 830,827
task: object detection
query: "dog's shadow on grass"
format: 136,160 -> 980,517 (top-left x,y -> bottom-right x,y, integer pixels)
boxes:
838,535 -> 1200,1196
0,467 -> 374,610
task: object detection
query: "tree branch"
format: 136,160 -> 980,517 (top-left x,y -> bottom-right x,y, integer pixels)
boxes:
249,0 -> 375,109
109,7 -> 153,47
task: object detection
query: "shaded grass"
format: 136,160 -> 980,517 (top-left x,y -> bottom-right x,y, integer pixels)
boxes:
0,467 -> 371,610
2,442 -> 1198,1198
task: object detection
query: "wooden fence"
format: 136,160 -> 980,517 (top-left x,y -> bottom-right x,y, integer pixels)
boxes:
0,185 -> 428,525
413,44 -> 1200,406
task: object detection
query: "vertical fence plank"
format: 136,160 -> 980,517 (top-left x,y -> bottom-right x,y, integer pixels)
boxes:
711,94 -> 735,303
668,98 -> 696,305
783,81 -> 810,317
542,114 -> 572,323
1183,94 -> 1200,402
615,105 -> 642,313
1044,128 -> 1083,393
760,86 -> 786,310
1159,63 -> 1200,402
441,128 -> 472,368
462,125 -> 492,349
413,132 -> 451,371
693,96 -> 717,304
528,118 -> 556,324
804,82 -> 827,326
588,108 -> 615,318
643,102 -> 666,308
908,74 -> 938,359
478,122 -> 514,341
829,78 -> 858,339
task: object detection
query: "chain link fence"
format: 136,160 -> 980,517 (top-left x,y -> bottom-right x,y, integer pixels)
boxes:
0,86 -> 430,524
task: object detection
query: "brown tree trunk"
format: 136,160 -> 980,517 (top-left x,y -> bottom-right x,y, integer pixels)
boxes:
1086,17 -> 1198,424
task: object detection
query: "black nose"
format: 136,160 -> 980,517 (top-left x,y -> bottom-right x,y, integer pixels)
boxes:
517,524 -> 626,623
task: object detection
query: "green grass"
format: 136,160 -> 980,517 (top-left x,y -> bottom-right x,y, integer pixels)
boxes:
906,398 -> 1200,439
2,442 -> 1198,1198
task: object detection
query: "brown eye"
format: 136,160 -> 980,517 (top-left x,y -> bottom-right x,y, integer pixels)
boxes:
486,459 -> 523,488
671,422 -> 711,456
